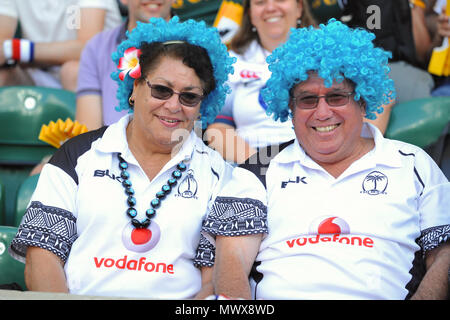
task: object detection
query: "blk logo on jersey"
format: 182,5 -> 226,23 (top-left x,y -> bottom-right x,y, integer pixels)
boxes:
281,176 -> 307,188
122,221 -> 161,253
286,215 -> 374,249
361,171 -> 388,195
94,169 -> 122,182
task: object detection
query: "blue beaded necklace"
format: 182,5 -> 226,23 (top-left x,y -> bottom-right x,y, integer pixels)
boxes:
117,153 -> 187,229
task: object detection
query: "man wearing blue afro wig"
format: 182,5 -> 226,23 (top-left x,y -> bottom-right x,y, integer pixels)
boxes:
212,19 -> 450,300
262,18 -> 396,123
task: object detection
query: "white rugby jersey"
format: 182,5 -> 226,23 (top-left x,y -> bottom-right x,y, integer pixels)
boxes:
241,123 -> 450,300
214,40 -> 296,149
9,115 -> 267,299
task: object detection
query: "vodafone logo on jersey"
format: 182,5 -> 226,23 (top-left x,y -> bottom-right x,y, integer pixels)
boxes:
309,216 -> 350,235
93,221 -> 174,275
122,221 -> 161,253
286,215 -> 374,249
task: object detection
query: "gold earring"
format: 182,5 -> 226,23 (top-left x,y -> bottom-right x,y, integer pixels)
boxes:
129,96 -> 135,106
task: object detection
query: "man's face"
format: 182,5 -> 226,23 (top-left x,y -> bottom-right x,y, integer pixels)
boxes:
290,73 -> 365,166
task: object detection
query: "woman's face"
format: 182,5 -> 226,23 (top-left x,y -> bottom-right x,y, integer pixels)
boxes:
130,55 -> 203,151
290,73 -> 366,165
124,0 -> 174,29
249,0 -> 302,49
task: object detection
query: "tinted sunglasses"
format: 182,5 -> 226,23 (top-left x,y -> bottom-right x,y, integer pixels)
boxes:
292,91 -> 355,110
145,79 -> 204,107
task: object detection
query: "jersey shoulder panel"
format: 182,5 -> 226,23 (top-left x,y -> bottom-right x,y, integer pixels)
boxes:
48,126 -> 108,185
239,139 -> 295,188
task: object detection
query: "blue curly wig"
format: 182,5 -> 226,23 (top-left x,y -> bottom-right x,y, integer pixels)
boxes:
262,19 -> 396,121
111,16 -> 235,127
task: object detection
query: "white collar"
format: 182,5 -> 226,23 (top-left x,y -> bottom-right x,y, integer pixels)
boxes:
240,40 -> 269,64
96,114 -> 199,166
273,123 -> 403,169
96,113 -> 130,155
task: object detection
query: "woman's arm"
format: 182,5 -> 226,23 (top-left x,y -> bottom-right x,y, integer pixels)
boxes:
194,266 -> 214,299
364,101 -> 395,135
76,94 -> 103,131
205,123 -> 257,164
32,8 -> 106,66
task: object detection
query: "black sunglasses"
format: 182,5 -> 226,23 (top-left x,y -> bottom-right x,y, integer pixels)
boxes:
145,80 -> 204,107
292,91 -> 355,110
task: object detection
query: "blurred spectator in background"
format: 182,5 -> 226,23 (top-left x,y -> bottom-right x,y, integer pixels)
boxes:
173,0 -> 244,45
306,0 -> 433,134
205,0 -> 317,164
307,0 -> 346,24
0,0 -> 121,91
76,0 -> 174,131
341,0 -> 435,104
426,0 -> 450,96
173,0 -> 238,26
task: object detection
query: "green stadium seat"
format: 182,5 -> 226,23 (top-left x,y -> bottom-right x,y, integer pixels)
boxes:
385,97 -> 450,148
0,225 -> 26,290
0,178 -> 4,225
0,86 -> 75,226
0,167 -> 32,226
0,86 -> 75,165
14,174 -> 39,227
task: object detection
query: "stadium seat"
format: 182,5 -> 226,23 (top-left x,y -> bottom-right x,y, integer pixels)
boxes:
385,97 -> 450,149
0,86 -> 76,165
0,167 -> 33,227
14,174 -> 39,227
0,178 -> 4,225
0,225 -> 26,290
0,86 -> 75,226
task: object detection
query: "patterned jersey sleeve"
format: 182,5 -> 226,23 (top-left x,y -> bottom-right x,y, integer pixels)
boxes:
8,162 -> 78,264
414,149 -> 450,253
194,166 -> 267,267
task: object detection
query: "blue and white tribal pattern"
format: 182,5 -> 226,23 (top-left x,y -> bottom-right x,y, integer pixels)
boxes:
202,197 -> 267,236
10,201 -> 78,262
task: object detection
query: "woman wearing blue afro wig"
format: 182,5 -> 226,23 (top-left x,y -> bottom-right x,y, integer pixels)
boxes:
9,17 -> 270,299
111,16 -> 236,127
262,18 -> 396,124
